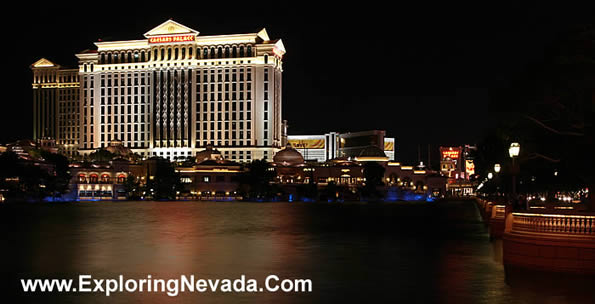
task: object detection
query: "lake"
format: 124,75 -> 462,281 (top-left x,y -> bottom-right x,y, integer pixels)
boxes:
1,200 -> 593,303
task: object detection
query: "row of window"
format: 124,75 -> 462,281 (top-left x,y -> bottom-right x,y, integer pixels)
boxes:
98,45 -> 254,65
33,72 -> 79,84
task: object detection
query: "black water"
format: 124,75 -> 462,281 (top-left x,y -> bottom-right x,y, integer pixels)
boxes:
0,200 -> 593,303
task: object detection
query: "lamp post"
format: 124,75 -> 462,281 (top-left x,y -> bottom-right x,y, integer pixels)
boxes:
493,164 -> 502,196
509,142 -> 520,205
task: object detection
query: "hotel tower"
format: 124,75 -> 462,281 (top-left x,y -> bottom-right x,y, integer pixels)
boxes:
31,19 -> 286,161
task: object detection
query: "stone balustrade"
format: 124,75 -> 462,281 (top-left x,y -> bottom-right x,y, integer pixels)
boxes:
510,212 -> 595,235
489,205 -> 506,239
503,211 -> 595,274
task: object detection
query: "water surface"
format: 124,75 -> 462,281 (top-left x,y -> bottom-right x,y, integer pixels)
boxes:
1,201 -> 593,303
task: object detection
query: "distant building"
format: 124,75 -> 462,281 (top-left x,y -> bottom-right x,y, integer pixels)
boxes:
287,130 -> 395,162
176,146 -> 243,200
31,19 -> 286,162
270,143 -> 445,199
439,145 -> 477,196
69,159 -> 136,201
287,132 -> 339,162
30,58 -> 80,156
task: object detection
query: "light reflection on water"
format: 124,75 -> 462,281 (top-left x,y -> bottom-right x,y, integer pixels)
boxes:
1,201 -> 593,303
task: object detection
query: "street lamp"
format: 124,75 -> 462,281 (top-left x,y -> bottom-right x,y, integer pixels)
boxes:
488,172 -> 493,179
494,163 -> 501,173
509,142 -> 521,203
509,142 -> 520,158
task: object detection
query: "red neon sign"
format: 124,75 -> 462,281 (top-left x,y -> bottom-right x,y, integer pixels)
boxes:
440,147 -> 461,160
149,35 -> 195,44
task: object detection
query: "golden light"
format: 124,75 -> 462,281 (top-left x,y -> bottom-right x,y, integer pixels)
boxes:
494,164 -> 501,173
509,142 -> 520,158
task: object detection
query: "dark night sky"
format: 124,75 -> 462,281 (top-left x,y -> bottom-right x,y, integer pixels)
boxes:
1,2 -> 592,164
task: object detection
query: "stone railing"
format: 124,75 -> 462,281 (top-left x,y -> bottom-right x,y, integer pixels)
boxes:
504,211 -> 595,274
491,205 -> 506,220
510,212 -> 595,236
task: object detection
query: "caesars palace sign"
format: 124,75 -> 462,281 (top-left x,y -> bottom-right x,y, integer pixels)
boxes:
148,35 -> 195,44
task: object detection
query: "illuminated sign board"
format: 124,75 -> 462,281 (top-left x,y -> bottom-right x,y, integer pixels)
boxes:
441,150 -> 460,159
465,160 -> 475,175
148,35 -> 195,44
289,139 -> 325,149
384,140 -> 394,151
440,147 -> 461,160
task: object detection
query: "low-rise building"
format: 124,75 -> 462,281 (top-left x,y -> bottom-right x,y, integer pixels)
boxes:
176,146 -> 243,200
69,159 -> 137,201
271,144 -> 446,200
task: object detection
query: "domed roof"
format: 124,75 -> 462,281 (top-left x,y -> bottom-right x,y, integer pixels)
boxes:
196,146 -> 224,163
105,140 -> 132,156
358,145 -> 386,158
273,143 -> 304,166
354,145 -> 388,162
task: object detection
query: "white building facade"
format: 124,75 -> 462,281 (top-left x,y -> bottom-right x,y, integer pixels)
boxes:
288,131 -> 395,162
30,58 -> 80,156
287,132 -> 340,162
69,20 -> 286,162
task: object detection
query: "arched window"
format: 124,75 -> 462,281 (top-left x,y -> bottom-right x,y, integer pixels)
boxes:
203,48 -> 208,59
239,46 -> 244,57
154,49 -> 158,61
225,46 -> 230,58
188,47 -> 192,59
83,64 -> 87,72
141,52 -> 145,62
264,54 -> 268,64
101,174 -> 110,183
167,48 -> 172,60
101,53 -> 105,64
107,54 -> 112,64
78,174 -> 87,183
127,52 -> 132,63
117,174 -> 126,184
247,46 -> 252,57
174,48 -> 179,60
90,63 -> 94,72
217,47 -> 223,58
134,52 -> 139,62
232,46 -> 237,58
89,174 -> 99,183
161,49 -> 165,61
210,47 -> 216,59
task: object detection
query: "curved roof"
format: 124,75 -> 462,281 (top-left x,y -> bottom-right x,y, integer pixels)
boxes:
196,146 -> 223,164
273,143 -> 304,166
354,145 -> 389,162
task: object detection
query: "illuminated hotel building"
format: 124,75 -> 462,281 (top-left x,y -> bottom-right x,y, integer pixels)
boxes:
30,59 -> 80,156
287,132 -> 340,162
33,19 -> 286,162
288,130 -> 395,162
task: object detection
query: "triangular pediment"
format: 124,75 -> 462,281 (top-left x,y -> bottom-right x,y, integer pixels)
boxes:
31,58 -> 58,68
144,19 -> 199,37
257,28 -> 270,41
273,40 -> 286,56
